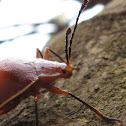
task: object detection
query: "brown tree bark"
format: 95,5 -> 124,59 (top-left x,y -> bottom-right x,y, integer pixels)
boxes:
1,0 -> 126,126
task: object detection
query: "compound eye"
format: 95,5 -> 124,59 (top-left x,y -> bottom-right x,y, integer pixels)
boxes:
62,69 -> 66,74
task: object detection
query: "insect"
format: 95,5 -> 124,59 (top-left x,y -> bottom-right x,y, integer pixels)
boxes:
0,0 -> 123,126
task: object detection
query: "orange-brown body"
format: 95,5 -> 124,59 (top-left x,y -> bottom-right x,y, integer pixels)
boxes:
0,58 -> 72,115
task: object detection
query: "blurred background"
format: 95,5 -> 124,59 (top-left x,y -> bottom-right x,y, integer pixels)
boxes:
0,0 -> 104,60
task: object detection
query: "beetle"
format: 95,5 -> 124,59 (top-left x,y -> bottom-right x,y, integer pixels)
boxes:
0,0 -> 123,126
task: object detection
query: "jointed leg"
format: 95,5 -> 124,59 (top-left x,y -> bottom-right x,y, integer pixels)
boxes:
34,95 -> 39,126
36,47 -> 49,60
36,48 -> 43,58
43,47 -> 50,60
36,47 -> 66,62
46,86 -> 123,125
0,102 -> 19,115
69,93 -> 123,124
43,47 -> 66,62
46,86 -> 69,95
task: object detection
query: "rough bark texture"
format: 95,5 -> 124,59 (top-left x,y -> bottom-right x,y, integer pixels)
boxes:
1,0 -> 126,126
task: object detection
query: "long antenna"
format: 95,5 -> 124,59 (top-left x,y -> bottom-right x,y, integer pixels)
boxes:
34,97 -> 39,126
65,28 -> 71,64
68,0 -> 89,64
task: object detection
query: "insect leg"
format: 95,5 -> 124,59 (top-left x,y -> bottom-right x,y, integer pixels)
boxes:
69,93 -> 123,125
43,47 -> 67,63
0,100 -> 20,115
44,84 -> 123,124
43,47 -> 50,60
34,96 -> 39,126
36,48 -> 43,58
45,86 -> 69,95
